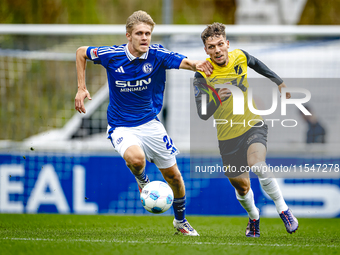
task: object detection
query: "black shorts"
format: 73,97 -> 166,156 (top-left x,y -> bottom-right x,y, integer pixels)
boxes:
218,123 -> 268,178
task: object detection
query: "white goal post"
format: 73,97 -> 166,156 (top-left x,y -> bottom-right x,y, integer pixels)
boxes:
1,24 -> 340,36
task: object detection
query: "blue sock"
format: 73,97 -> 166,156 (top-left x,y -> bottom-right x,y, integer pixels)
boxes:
173,196 -> 186,221
135,170 -> 149,184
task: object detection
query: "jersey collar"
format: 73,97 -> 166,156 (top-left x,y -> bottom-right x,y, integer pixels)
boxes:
125,44 -> 149,61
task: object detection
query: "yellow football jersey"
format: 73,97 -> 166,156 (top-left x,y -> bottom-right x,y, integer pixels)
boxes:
198,49 -> 263,140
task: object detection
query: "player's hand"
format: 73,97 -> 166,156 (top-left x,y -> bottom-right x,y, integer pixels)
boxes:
218,88 -> 232,101
75,89 -> 92,113
196,60 -> 213,77
278,82 -> 291,99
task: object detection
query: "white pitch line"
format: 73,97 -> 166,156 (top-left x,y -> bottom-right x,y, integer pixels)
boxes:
1,237 -> 338,248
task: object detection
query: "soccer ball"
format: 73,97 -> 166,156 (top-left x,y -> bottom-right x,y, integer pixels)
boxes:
140,181 -> 174,214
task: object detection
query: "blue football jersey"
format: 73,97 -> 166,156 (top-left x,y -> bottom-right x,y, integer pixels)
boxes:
86,44 -> 186,130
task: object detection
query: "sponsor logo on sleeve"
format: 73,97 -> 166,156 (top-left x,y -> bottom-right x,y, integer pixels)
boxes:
90,48 -> 98,59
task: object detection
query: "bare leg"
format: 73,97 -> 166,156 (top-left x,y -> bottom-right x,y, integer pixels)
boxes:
123,145 -> 149,190
159,163 -> 185,198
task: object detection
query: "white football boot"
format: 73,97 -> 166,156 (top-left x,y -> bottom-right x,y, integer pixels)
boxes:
135,177 -> 150,193
173,219 -> 199,236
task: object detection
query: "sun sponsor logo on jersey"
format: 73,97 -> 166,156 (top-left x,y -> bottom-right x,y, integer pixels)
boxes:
115,78 -> 151,92
90,48 -> 98,59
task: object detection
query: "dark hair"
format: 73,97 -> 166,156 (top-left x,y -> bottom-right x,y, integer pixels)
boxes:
201,22 -> 226,45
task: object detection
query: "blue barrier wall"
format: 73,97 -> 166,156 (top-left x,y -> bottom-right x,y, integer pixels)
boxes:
0,153 -> 339,217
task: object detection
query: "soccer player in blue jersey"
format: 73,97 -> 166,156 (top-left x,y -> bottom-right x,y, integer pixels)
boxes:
75,10 -> 212,236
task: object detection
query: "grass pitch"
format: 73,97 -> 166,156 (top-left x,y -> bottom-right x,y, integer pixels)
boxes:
0,214 -> 339,255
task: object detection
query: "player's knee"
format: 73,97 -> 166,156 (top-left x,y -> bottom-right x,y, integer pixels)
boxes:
236,185 -> 250,197
124,146 -> 145,171
126,156 -> 145,171
249,158 -> 267,168
250,161 -> 269,178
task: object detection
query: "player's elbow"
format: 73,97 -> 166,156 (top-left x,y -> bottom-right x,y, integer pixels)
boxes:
76,47 -> 84,54
198,112 -> 211,121
76,46 -> 88,59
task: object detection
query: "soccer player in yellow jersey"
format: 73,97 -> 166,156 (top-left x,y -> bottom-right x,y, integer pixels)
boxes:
193,23 -> 298,237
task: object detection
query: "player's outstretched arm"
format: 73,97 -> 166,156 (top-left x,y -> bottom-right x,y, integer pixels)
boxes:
242,50 -> 291,99
278,82 -> 291,99
75,46 -> 92,114
242,50 -> 284,85
179,59 -> 213,77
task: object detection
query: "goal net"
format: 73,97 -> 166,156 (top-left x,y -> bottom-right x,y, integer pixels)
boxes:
1,25 -> 340,155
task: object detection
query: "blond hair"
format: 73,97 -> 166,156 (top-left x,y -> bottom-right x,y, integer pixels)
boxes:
201,22 -> 226,45
126,10 -> 155,34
